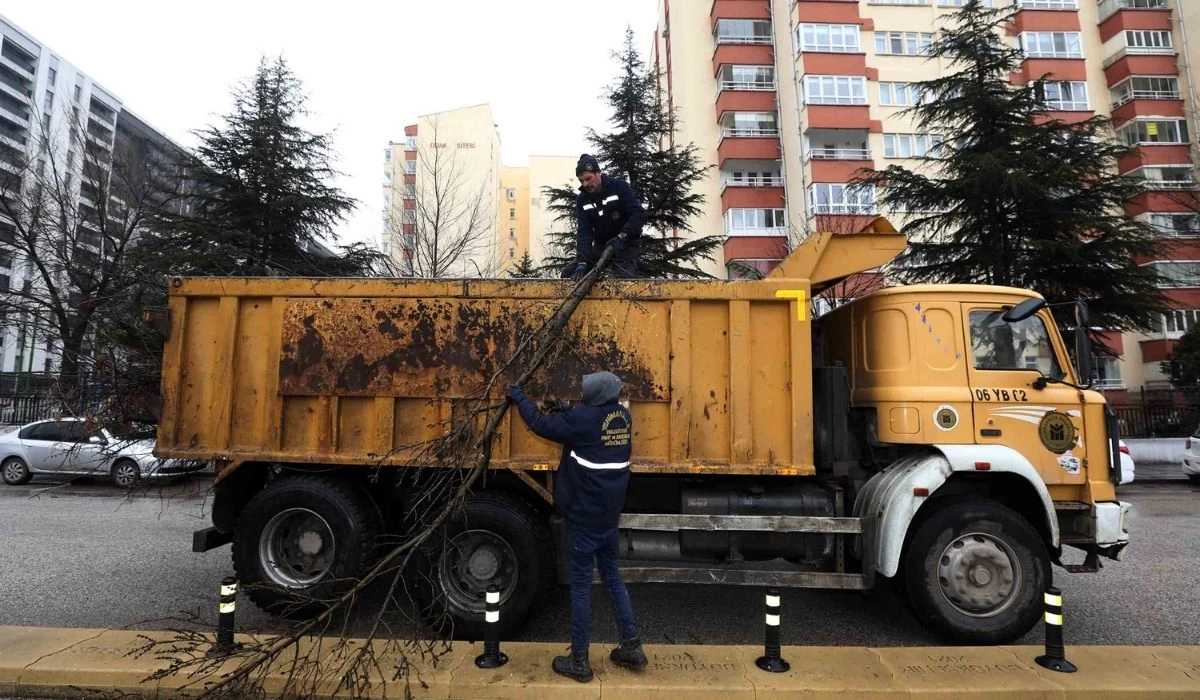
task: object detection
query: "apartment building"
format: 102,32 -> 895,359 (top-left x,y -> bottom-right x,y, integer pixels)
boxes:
383,106 -> 577,277
654,0 -> 1200,402
0,15 -> 187,377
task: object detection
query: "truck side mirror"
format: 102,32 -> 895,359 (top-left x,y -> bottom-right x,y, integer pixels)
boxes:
1002,297 -> 1046,323
1075,301 -> 1092,387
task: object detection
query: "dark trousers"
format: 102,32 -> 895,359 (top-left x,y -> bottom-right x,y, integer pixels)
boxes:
567,524 -> 639,657
561,241 -> 642,279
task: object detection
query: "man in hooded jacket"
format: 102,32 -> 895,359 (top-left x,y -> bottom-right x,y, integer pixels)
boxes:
505,371 -> 646,682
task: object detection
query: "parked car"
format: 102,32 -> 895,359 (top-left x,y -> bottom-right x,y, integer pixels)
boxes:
1183,427 -> 1200,484
0,418 -> 206,487
1118,439 -> 1135,485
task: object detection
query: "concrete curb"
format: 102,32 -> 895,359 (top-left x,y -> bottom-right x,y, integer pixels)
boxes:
1,626 -> 1198,698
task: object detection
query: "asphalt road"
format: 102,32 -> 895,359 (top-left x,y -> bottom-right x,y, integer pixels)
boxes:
1,476 -> 1197,649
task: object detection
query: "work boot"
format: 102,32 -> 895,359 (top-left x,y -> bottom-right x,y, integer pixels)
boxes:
609,636 -> 647,671
552,651 -> 594,683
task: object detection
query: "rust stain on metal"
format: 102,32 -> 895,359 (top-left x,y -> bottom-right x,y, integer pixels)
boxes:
278,298 -> 668,401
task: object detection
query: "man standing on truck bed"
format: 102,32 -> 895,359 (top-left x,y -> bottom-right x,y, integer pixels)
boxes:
506,371 -> 646,683
567,154 -> 646,280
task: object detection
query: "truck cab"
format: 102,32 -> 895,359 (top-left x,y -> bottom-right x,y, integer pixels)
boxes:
817,283 -> 1129,640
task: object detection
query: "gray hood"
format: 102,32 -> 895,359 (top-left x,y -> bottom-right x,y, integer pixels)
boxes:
581,371 -> 622,406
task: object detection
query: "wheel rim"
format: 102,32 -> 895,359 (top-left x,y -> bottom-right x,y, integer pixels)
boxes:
3,460 -> 25,482
438,529 -> 519,614
114,463 -> 138,486
259,507 -> 336,588
936,532 -> 1021,618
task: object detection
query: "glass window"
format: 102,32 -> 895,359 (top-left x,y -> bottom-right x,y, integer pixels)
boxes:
803,75 -> 867,105
798,24 -> 861,53
1019,31 -> 1083,58
1040,81 -> 1089,110
1117,119 -> 1188,145
883,133 -> 944,158
969,310 -> 1063,377
1125,30 -> 1172,50
875,32 -> 935,56
879,82 -> 924,106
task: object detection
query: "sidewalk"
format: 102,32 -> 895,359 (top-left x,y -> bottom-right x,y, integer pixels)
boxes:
2,626 -> 1198,698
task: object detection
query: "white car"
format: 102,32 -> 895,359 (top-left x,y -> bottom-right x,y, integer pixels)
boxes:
1118,439 -> 1135,485
1183,428 -> 1200,484
0,418 -> 206,487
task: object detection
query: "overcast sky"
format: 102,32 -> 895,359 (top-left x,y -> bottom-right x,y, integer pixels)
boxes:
6,0 -> 660,249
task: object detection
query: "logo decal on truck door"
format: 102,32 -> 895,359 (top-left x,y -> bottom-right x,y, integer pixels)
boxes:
1037,411 -> 1077,454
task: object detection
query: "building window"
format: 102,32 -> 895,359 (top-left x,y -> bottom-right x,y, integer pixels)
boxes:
1038,81 -> 1089,110
715,19 -> 772,45
74,84 -> 82,102
874,32 -> 935,56
809,183 -> 878,214
1161,309 -> 1200,335
508,207 -> 516,218
1129,165 -> 1196,189
1117,119 -> 1188,145
1092,355 -> 1123,389
406,135 -> 417,149
721,111 -> 779,136
384,148 -> 392,163
719,65 -> 775,90
1147,213 -> 1200,238
1124,30 -> 1172,52
405,160 -> 416,174
1144,261 -> 1200,288
724,208 -> 787,235
1017,0 -> 1077,9
879,82 -> 925,106
1110,76 -> 1180,107
509,228 -> 516,238
802,75 -> 867,105
403,184 -> 416,198
870,0 -> 929,4
797,24 -> 861,54
506,188 -> 516,200
46,67 -> 57,85
939,0 -> 994,5
883,133 -> 944,158
509,248 -> 515,259
1018,31 -> 1083,58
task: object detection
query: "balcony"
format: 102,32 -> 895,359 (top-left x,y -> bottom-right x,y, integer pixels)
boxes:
805,147 -> 871,161
715,35 -> 772,46
717,96 -> 776,122
1099,0 -> 1168,23
1140,180 -> 1197,191
717,80 -> 776,94
1111,89 -> 1181,109
722,175 -> 784,190
1016,0 -> 1078,7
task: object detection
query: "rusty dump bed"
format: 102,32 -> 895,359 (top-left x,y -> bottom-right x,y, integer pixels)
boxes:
155,224 -> 906,477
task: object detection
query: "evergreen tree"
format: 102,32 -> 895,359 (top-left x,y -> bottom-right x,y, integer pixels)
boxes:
507,250 -> 541,278
855,0 -> 1167,337
1163,325 -> 1200,395
541,28 -> 724,278
136,57 -> 383,278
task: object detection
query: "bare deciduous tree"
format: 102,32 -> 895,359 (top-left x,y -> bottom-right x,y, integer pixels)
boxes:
0,103 -> 184,413
387,118 -> 499,278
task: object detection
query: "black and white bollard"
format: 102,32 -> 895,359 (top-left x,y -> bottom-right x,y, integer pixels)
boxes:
208,577 -> 242,656
474,585 -> 509,669
1035,587 -> 1076,673
755,588 -> 790,673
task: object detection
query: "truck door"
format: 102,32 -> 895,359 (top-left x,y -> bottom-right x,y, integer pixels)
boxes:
963,306 -> 1086,486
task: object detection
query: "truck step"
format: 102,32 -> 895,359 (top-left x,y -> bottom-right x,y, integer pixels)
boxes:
618,513 -> 862,534
603,560 -> 868,590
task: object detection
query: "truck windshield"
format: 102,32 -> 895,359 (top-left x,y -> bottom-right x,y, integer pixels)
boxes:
969,310 -> 1064,379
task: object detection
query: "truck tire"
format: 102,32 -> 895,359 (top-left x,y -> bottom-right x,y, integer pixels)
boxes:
903,500 -> 1048,645
416,491 -> 552,639
232,475 -> 380,618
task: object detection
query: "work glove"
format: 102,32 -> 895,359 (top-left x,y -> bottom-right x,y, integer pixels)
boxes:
571,262 -> 590,281
607,234 -> 626,253
505,385 -> 526,404
540,399 -> 570,414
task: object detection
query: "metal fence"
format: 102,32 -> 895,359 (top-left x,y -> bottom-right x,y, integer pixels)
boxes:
0,394 -> 57,426
1112,405 -> 1200,439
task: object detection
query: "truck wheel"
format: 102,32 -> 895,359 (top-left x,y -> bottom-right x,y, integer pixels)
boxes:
903,500 -> 1048,645
417,491 -> 552,639
232,475 -> 380,618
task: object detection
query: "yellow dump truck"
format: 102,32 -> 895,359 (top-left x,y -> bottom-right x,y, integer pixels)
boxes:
158,219 -> 1130,645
